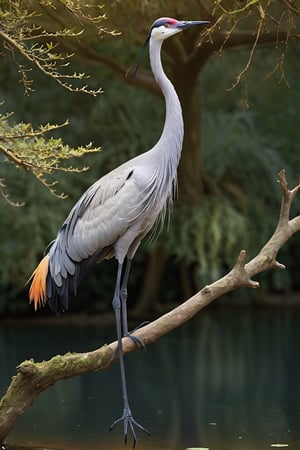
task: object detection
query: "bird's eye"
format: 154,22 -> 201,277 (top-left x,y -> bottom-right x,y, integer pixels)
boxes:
164,23 -> 169,28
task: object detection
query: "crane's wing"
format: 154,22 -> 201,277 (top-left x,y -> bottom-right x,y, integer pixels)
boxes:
30,154 -> 170,311
51,164 -> 139,260
29,162 -> 136,312
47,160 -> 157,289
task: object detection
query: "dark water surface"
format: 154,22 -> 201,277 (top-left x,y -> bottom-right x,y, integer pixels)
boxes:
1,305 -> 300,450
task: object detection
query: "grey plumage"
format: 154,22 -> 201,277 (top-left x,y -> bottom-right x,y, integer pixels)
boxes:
29,16 -> 209,447
46,139 -> 182,309
46,32 -> 185,311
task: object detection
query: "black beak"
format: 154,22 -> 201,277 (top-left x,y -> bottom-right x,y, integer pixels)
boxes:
126,20 -> 209,78
176,20 -> 210,29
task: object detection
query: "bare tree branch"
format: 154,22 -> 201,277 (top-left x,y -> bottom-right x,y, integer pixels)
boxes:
279,0 -> 300,15
59,39 -> 161,97
216,28 -> 291,51
0,169 -> 300,443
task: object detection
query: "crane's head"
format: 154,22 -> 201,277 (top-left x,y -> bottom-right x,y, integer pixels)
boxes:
126,17 -> 209,77
149,17 -> 209,41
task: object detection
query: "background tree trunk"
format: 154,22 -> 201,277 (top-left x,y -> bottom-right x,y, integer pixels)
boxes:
178,83 -> 204,203
132,246 -> 167,316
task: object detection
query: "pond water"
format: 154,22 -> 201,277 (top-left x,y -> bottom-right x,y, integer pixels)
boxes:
1,304 -> 300,450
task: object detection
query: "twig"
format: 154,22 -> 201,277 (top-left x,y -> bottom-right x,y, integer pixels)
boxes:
0,143 -> 33,171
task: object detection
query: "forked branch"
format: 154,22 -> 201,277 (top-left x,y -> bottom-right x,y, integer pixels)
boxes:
246,169 -> 300,275
0,169 -> 300,443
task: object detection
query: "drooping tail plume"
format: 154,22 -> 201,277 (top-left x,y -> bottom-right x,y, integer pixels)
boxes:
28,255 -> 50,311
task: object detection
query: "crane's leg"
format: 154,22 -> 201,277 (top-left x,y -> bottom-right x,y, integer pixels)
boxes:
120,258 -> 148,348
110,262 -> 150,447
119,258 -> 131,336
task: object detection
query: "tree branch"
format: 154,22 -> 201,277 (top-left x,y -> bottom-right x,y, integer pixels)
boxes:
59,39 -> 161,97
215,28 -> 291,50
1,169 -> 300,442
246,169 -> 300,275
0,29 -> 102,96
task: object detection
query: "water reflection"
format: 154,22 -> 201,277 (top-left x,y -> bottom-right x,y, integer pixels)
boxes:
1,305 -> 300,450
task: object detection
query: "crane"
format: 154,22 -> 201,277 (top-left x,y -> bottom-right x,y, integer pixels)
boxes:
29,17 -> 209,447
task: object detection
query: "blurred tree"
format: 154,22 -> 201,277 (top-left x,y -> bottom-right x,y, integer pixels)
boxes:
101,1 -> 299,312
0,0 -> 299,315
26,0 -> 299,202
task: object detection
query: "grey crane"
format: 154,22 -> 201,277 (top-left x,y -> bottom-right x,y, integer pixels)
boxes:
29,17 -> 209,447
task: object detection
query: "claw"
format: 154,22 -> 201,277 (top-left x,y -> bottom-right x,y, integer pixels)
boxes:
110,333 -> 146,364
126,320 -> 150,350
111,322 -> 149,363
109,407 -> 150,448
125,332 -> 146,351
130,320 -> 150,332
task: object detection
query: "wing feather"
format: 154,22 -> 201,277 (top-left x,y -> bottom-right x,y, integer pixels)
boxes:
48,162 -> 145,283
31,149 -> 175,312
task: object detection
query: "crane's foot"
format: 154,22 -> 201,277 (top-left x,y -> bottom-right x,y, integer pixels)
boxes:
109,407 -> 150,448
125,321 -> 149,350
110,322 -> 150,364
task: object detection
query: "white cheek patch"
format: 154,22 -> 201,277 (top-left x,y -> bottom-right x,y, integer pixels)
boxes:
152,26 -> 165,38
151,25 -> 181,41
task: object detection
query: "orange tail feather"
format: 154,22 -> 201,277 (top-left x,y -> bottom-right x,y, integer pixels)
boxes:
28,255 -> 50,311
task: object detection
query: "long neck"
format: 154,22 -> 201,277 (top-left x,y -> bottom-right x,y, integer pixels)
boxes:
149,38 -> 184,165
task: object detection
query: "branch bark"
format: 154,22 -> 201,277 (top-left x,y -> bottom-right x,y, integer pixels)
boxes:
1,169 -> 300,443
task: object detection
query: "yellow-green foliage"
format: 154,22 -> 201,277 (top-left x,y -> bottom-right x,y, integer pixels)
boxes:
0,110 -> 100,201
0,0 -> 106,95
0,0 -> 112,202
